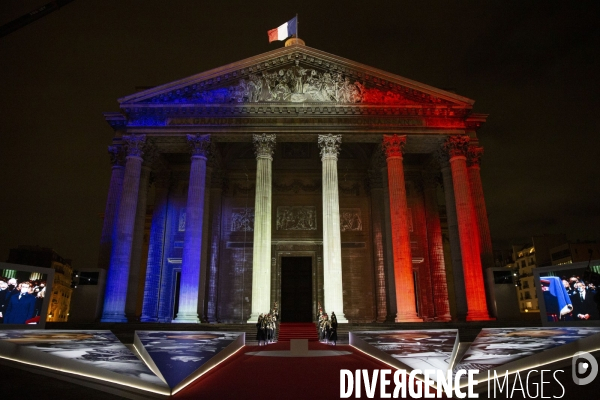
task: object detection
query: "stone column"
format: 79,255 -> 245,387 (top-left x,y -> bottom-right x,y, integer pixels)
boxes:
437,149 -> 467,320
140,168 -> 171,322
468,145 -> 497,318
174,134 -> 210,323
126,152 -> 153,321
443,136 -> 491,321
198,164 -> 213,321
423,168 -> 452,321
101,135 -> 146,322
248,133 -> 276,323
381,165 -> 398,322
318,134 -> 347,323
97,145 -> 125,271
467,146 -> 494,269
206,170 -> 224,322
369,152 -> 387,322
382,134 -> 421,322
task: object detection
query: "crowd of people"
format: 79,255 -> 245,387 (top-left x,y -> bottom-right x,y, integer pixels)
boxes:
0,277 -> 46,324
256,302 -> 279,346
317,303 -> 338,345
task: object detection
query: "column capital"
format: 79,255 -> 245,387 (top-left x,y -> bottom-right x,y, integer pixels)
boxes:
443,135 -> 470,159
253,133 -> 276,159
467,145 -> 484,167
318,134 -> 342,160
187,134 -> 211,158
108,145 -> 125,166
382,134 -> 407,159
123,134 -> 146,158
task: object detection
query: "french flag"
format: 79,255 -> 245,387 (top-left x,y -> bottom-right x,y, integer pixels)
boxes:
268,16 -> 297,43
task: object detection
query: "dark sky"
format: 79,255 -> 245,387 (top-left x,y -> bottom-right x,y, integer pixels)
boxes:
1,1 -> 599,269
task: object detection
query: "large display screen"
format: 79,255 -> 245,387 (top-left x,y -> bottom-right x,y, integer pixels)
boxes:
535,261 -> 600,325
0,262 -> 54,329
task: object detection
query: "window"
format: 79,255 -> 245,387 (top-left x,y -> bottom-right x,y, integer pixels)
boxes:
524,291 -> 532,300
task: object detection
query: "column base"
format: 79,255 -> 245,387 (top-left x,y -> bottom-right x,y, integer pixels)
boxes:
466,311 -> 495,322
140,316 -> 158,322
173,312 -> 199,323
247,314 -> 259,324
335,314 -> 349,324
395,314 -> 423,323
100,313 -> 128,323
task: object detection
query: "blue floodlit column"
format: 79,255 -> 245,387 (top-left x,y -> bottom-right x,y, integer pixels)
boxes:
101,134 -> 146,322
248,133 -> 276,323
318,134 -> 347,323
97,145 -> 124,271
174,134 -> 210,323
141,169 -> 170,322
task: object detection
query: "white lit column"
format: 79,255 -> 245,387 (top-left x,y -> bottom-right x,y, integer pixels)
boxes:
174,134 -> 210,323
248,133 -> 276,323
318,134 -> 347,323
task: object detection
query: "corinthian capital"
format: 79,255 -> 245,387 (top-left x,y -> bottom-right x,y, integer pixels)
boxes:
467,145 -> 484,167
382,134 -> 407,159
124,134 -> 146,158
318,134 -> 342,160
253,133 -> 276,159
443,135 -> 470,159
108,145 -> 125,166
187,134 -> 211,157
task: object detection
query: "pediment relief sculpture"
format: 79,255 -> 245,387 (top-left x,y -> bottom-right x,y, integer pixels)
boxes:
146,62 -> 434,106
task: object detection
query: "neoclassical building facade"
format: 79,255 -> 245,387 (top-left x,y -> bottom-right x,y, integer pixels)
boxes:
98,39 -> 494,324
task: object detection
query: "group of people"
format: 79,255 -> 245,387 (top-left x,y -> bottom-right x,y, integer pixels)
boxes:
256,303 -> 279,346
562,275 -> 599,320
317,304 -> 338,345
0,278 -> 46,324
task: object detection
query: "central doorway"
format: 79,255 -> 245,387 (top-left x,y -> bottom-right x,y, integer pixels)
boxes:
280,256 -> 313,322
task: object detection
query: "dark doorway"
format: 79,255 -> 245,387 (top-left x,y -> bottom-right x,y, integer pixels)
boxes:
280,256 -> 312,322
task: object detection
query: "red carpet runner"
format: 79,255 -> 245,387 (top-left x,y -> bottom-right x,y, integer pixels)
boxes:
276,322 -> 319,342
173,341 -> 412,400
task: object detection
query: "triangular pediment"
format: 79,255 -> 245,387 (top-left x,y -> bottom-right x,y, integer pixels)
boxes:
119,44 -> 473,108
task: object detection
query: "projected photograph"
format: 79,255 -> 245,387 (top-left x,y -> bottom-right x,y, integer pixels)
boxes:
536,262 -> 600,323
0,263 -> 54,328
0,330 -> 164,385
353,330 -> 458,372
135,331 -> 242,388
453,327 -> 600,374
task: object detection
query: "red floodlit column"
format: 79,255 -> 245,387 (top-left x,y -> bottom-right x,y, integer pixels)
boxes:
467,146 -> 494,270
382,134 -> 421,322
444,136 -> 492,321
423,169 -> 452,321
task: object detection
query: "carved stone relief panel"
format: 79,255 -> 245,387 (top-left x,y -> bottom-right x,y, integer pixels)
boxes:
340,208 -> 363,232
276,206 -> 317,231
231,208 -> 254,232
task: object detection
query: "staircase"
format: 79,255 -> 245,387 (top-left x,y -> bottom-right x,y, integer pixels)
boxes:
277,322 -> 319,342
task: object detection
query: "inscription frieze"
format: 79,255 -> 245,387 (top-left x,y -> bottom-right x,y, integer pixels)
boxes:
276,206 -> 317,231
167,116 -> 426,127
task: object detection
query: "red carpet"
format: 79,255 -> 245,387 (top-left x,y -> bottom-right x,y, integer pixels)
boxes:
277,322 -> 319,342
173,341 -> 422,400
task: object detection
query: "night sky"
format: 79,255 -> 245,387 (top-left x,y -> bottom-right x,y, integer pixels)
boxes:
1,1 -> 599,270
